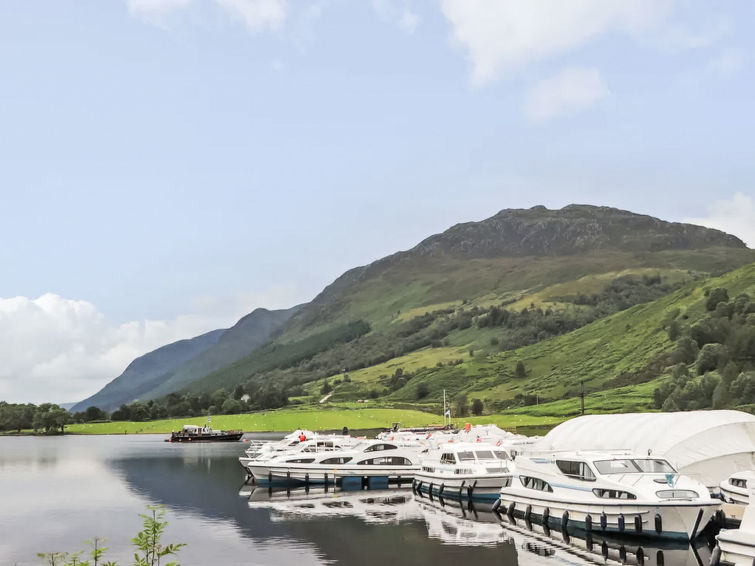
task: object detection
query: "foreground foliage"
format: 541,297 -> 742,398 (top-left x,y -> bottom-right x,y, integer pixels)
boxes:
37,505 -> 183,566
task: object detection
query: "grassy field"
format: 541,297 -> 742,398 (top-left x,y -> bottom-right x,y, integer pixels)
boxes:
64,406 -> 565,435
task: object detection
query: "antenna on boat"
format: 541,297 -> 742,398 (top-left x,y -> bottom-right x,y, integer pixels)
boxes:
443,389 -> 449,427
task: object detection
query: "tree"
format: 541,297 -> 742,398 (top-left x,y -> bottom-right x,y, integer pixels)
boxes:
84,406 -> 107,422
696,343 -> 727,375
320,380 -> 332,395
221,398 -> 243,415
454,395 -> 469,417
416,382 -> 429,399
673,337 -> 699,364
706,288 -> 729,311
661,395 -> 680,412
515,361 -> 527,379
471,398 -> 484,416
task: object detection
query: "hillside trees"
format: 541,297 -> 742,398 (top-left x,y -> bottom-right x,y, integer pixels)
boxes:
654,290 -> 755,412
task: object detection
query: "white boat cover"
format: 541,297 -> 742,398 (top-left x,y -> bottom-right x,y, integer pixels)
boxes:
536,410 -> 755,487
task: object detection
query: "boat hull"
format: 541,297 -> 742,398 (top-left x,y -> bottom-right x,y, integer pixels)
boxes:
717,529 -> 755,566
413,472 -> 507,502
249,463 -> 418,485
497,490 -> 719,540
169,431 -> 243,442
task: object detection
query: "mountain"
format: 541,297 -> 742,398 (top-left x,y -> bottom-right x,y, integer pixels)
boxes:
74,306 -> 300,412
72,329 -> 225,413
184,205 -> 755,401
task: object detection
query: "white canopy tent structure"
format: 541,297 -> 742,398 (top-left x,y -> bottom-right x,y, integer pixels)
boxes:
535,410 -> 755,488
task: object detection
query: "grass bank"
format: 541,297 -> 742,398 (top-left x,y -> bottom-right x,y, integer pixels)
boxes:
65,406 -> 565,435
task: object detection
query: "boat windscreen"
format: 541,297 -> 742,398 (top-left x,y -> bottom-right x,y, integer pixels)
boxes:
633,459 -> 676,473
457,451 -> 475,461
594,458 -> 676,474
474,450 -> 494,460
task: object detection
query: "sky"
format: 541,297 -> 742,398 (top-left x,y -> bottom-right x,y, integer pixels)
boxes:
1,0 -> 754,404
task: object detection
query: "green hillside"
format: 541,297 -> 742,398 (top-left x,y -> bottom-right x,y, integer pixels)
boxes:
102,205 -> 754,424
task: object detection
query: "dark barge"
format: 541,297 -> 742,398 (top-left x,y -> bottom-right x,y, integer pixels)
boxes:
167,424 -> 243,442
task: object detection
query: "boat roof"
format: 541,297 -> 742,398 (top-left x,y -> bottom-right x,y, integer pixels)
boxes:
536,410 -> 755,487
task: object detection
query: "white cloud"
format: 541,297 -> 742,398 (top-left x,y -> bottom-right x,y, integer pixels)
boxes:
440,0 -> 669,85
0,284 -> 307,405
684,193 -> 755,249
0,296 -> 214,404
127,0 -> 192,25
659,19 -> 730,51
524,67 -> 609,122
373,0 -> 420,35
215,0 -> 287,32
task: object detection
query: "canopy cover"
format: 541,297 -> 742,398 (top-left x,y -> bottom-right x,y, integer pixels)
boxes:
537,410 -> 755,487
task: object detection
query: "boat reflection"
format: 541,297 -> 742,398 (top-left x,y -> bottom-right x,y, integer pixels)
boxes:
493,507 -> 714,566
247,485 -> 422,524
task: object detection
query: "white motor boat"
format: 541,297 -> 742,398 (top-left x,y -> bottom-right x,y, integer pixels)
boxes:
720,471 -> 755,505
248,438 -> 426,486
496,451 -> 719,540
239,431 -> 357,470
715,488 -> 755,566
413,442 -> 513,502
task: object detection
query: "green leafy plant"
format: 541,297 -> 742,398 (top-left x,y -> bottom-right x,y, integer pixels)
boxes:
131,505 -> 185,566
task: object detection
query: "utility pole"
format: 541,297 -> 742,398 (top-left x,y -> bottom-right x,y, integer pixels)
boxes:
580,381 -> 585,416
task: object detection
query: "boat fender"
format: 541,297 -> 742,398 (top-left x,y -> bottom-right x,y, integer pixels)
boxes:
324,473 -> 328,486
601,541 -> 608,559
467,480 -> 476,500
656,550 -> 664,566
416,480 -> 423,496
429,482 -> 434,500
654,513 -> 662,535
619,546 -> 626,563
458,480 -> 465,498
507,502 -> 516,519
411,479 -> 416,493
561,510 -> 569,530
524,505 -> 532,522
585,514 -> 592,532
305,473 -> 310,486
585,533 -> 593,551
600,512 -> 607,531
637,547 -> 645,566
439,483 -> 445,498
709,545 -> 721,566
714,509 -> 725,527
492,498 -> 502,513
618,513 -> 625,532
268,471 -> 273,484
543,507 -> 550,525
635,514 -> 642,534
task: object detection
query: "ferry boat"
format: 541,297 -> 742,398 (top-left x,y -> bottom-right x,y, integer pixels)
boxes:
247,439 -> 425,486
720,471 -> 754,505
495,451 -> 719,540
168,423 -> 243,442
413,442 -> 513,502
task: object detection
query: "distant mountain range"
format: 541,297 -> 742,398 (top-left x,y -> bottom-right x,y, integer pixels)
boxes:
73,204 -> 755,413
71,306 -> 299,412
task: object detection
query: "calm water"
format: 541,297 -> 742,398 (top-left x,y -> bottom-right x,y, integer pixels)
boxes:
0,435 -> 714,566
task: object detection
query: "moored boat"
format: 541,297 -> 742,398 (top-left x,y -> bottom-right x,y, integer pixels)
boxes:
248,438 -> 425,485
714,487 -> 755,566
413,442 -> 513,502
168,424 -> 243,442
719,471 -> 754,505
496,450 -> 719,540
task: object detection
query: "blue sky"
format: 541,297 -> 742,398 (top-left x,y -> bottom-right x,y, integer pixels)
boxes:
1,0 -> 753,403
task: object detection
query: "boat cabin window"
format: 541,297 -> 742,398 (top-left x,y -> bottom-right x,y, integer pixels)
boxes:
501,476 -> 512,488
731,478 -> 748,488
494,451 -> 510,460
286,458 -> 316,463
457,451 -> 475,462
592,488 -> 636,500
474,450 -> 495,460
520,476 -> 553,492
594,458 -> 676,475
357,456 -> 413,466
320,457 -> 352,465
556,460 -> 596,482
656,489 -> 698,499
440,453 -> 457,464
365,443 -> 397,452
